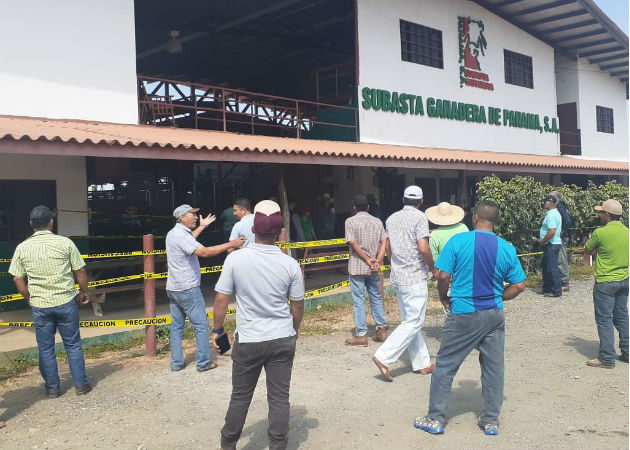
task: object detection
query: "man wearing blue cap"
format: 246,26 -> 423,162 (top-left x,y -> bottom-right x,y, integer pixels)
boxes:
166,204 -> 244,372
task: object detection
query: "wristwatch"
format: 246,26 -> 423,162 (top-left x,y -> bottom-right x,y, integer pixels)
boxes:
212,327 -> 225,335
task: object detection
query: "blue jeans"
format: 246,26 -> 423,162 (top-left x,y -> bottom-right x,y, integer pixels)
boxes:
349,274 -> 387,336
31,298 -> 89,394
542,243 -> 562,296
428,309 -> 505,425
167,287 -> 211,370
593,279 -> 629,365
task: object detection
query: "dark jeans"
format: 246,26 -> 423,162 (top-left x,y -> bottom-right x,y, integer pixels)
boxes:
221,335 -> 297,450
593,279 -> 629,365
542,244 -> 562,296
428,309 -> 505,425
31,298 -> 89,394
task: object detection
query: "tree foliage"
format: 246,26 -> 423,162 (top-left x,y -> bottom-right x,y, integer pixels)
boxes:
475,175 -> 628,254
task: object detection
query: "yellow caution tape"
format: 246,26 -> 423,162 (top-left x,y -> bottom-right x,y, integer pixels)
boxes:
0,250 -> 167,264
0,308 -> 237,328
304,280 -> 350,299
277,238 -> 347,249
298,254 -> 349,265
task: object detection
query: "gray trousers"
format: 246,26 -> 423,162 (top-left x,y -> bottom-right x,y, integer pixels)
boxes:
558,235 -> 570,287
428,309 -> 505,425
221,335 -> 297,450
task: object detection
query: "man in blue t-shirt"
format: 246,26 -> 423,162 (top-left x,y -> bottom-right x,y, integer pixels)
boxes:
414,200 -> 526,436
538,195 -> 563,297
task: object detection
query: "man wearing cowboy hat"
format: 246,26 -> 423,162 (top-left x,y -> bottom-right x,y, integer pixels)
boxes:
583,199 -> 629,369
425,202 -> 469,261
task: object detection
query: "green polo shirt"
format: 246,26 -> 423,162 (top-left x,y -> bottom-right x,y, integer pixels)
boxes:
585,221 -> 629,282
8,231 -> 86,308
429,222 -> 469,260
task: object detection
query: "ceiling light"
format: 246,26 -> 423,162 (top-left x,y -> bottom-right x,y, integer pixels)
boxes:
165,30 -> 182,54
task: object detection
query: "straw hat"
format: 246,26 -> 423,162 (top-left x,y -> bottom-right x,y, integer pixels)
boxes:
425,202 -> 465,226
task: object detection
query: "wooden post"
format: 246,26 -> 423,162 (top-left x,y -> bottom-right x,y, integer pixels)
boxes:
143,234 -> 156,357
278,169 -> 290,241
278,228 -> 289,255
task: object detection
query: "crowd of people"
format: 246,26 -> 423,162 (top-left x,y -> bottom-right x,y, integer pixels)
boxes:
4,185 -> 628,444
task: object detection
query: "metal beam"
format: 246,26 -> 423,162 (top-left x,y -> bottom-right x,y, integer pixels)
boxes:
589,52 -> 628,63
611,71 -> 628,77
579,45 -> 624,57
560,29 -> 607,41
542,19 -> 597,34
215,0 -> 307,33
512,0 -> 576,17
527,10 -> 587,26
568,38 -> 615,50
494,0 -> 527,7
600,61 -> 629,70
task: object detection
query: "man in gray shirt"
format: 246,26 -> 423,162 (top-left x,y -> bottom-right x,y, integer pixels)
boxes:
212,200 -> 304,450
166,204 -> 244,372
373,186 -> 436,381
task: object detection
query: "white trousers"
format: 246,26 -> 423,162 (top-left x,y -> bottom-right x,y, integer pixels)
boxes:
374,281 -> 431,371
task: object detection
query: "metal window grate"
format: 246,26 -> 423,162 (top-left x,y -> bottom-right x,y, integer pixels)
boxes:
596,106 -> 614,134
504,49 -> 533,89
400,19 -> 443,69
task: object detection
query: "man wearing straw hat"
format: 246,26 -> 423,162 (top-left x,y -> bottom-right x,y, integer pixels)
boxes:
425,202 -> 469,261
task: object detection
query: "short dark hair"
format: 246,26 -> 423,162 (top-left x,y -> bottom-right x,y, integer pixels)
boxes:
31,217 -> 51,229
355,204 -> 369,212
474,200 -> 499,223
234,198 -> 251,212
403,197 -> 422,207
609,213 -> 621,221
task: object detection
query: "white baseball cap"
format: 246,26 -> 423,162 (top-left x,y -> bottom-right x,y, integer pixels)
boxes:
403,185 -> 423,200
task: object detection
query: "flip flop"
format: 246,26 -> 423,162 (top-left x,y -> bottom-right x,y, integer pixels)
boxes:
372,357 -> 393,382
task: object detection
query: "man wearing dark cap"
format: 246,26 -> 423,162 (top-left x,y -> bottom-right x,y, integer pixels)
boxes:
212,200 -> 304,450
166,204 -> 244,372
9,206 -> 92,398
344,194 -> 388,346
538,196 -> 563,297
583,199 -> 629,369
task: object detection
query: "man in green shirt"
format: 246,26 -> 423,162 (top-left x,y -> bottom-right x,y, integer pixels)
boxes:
583,199 -> 629,368
425,202 -> 469,261
9,206 -> 92,398
220,205 -> 239,242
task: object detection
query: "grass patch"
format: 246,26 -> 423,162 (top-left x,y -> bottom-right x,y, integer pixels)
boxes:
524,262 -> 593,289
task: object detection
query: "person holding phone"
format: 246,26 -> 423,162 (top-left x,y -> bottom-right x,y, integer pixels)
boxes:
212,200 -> 304,450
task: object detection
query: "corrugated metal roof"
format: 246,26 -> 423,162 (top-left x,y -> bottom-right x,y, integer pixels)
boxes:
0,115 -> 626,174
474,0 -> 629,83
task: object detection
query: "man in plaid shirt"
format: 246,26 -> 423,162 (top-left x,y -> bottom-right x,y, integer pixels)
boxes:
344,194 -> 388,346
373,186 -> 436,381
9,205 -> 92,398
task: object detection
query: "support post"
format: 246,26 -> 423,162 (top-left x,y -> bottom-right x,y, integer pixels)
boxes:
143,234 -> 156,356
279,228 -> 289,255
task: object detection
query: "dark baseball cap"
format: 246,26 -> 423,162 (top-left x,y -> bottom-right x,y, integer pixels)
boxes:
542,195 -> 557,204
353,194 -> 368,207
253,200 -> 284,235
29,205 -> 56,224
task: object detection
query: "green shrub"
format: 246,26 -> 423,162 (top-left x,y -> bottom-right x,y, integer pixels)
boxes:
476,175 -> 628,254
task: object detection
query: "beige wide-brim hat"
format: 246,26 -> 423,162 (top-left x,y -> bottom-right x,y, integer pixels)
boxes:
425,202 -> 465,226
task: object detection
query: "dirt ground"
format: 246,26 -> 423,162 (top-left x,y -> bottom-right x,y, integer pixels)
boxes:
0,279 -> 628,450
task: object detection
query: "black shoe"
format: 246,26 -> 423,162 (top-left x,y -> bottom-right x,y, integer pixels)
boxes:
619,354 -> 629,363
75,384 -> 92,396
197,361 -> 218,372
46,391 -> 60,399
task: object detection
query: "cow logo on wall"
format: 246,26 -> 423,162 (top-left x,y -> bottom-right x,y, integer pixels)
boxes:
458,17 -> 494,91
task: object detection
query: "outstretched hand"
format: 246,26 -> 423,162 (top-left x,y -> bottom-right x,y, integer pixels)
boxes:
230,237 -> 246,248
199,213 -> 216,227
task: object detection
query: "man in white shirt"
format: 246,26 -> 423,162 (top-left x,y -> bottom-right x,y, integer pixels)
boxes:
228,198 -> 255,251
212,200 -> 305,450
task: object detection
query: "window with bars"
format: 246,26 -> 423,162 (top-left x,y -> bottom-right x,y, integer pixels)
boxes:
596,106 -> 614,134
400,19 -> 443,69
504,49 -> 533,88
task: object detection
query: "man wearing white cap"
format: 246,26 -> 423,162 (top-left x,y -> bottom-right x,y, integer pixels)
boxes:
166,204 -> 244,372
212,200 -> 304,450
425,202 -> 469,261
583,199 -> 629,369
373,185 -> 436,381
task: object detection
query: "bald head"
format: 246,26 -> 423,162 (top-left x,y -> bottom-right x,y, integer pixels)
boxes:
474,200 -> 499,225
